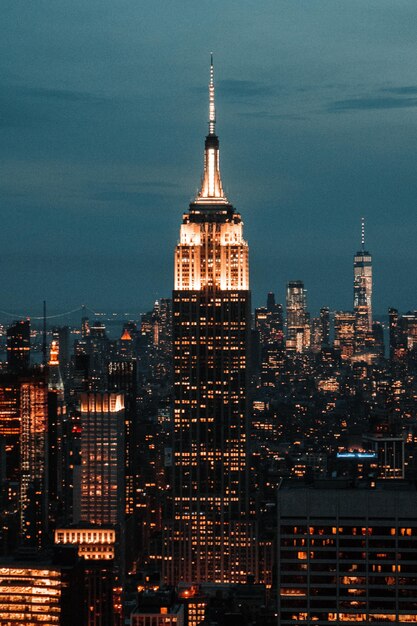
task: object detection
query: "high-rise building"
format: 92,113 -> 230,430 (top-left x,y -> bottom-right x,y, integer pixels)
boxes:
55,528 -> 117,626
320,306 -> 330,347
48,339 -> 66,522
0,548 -> 84,626
286,281 -> 309,352
19,372 -> 49,547
76,392 -> 125,526
334,311 -> 355,360
388,307 -> 401,361
277,480 -> 417,625
164,58 -> 257,585
0,374 -> 20,482
7,319 -> 30,374
353,218 -> 372,332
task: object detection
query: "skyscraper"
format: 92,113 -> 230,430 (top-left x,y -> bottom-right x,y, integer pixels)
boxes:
19,373 -> 49,547
7,320 -> 30,374
164,58 -> 257,585
76,392 -> 125,526
353,218 -> 372,332
286,280 -> 309,352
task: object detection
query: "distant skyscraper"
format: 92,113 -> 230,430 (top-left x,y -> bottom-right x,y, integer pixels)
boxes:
164,58 -> 257,585
334,311 -> 355,360
7,320 -> 30,374
388,307 -> 400,361
320,306 -> 330,347
286,281 -> 309,352
353,218 -> 372,332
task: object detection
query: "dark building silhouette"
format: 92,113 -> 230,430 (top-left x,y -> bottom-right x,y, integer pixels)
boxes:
7,320 -> 30,374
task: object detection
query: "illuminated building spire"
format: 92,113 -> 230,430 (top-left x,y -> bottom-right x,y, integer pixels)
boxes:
195,53 -> 227,204
209,52 -> 215,135
361,216 -> 365,251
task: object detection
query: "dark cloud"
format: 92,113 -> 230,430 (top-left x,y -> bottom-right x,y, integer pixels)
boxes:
238,111 -> 307,121
101,181 -> 179,190
92,190 -> 176,206
0,84 -> 106,129
14,85 -> 105,103
328,95 -> 417,112
218,79 -> 276,99
381,85 -> 417,95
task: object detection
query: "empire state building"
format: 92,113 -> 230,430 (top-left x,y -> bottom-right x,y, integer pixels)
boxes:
163,58 -> 257,585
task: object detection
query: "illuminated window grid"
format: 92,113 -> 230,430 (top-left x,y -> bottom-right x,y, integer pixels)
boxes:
277,498 -> 417,623
0,567 -> 62,625
55,528 -> 116,560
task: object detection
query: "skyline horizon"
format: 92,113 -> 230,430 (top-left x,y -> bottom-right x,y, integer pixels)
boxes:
2,2 -> 417,313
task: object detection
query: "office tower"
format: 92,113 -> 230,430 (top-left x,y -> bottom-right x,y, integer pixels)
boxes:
7,319 -> 30,374
0,549 -> 84,626
401,311 -> 417,350
76,392 -> 125,526
286,281 -> 309,352
334,311 -> 355,360
164,58 -> 257,585
277,480 -> 417,625
0,375 -> 20,481
0,375 -> 20,554
265,292 -> 284,344
310,317 -> 322,353
255,307 -> 268,344
48,340 -> 66,521
108,360 -> 137,518
53,325 -> 70,370
362,432 -> 405,478
19,372 -> 49,547
88,322 -> 110,387
388,307 -> 400,361
320,306 -> 330,347
151,298 -> 173,382
55,528 -> 117,626
353,218 -> 372,331
372,320 -> 385,357
255,294 -> 285,384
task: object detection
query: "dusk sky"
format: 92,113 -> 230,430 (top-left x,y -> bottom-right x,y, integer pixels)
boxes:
2,1 -> 417,316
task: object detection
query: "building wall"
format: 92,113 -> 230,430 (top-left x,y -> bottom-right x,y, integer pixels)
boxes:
277,484 -> 417,624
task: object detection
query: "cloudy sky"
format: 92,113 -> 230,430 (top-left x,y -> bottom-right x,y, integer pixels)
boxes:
1,0 -> 417,315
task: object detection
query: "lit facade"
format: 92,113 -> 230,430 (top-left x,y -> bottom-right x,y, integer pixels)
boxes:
55,528 -> 116,560
286,281 -> 309,352
164,59 -> 257,585
353,219 -> 372,332
19,374 -> 48,547
334,312 -> 355,360
0,376 -> 20,481
277,481 -> 417,624
0,557 -> 83,626
130,605 -> 184,626
0,565 -> 62,625
77,392 -> 125,526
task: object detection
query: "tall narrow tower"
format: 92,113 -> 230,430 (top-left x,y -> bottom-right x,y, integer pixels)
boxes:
353,218 -> 373,331
164,57 -> 256,585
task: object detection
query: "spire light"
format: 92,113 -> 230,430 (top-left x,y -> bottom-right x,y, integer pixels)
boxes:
209,52 -> 216,136
361,217 -> 365,251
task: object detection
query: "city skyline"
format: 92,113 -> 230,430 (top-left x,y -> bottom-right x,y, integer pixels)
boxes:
1,1 -> 417,313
